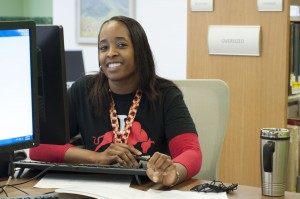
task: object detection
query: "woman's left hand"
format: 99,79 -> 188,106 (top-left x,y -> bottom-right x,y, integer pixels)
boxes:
146,152 -> 179,186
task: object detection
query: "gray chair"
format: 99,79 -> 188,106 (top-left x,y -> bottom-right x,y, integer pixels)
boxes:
173,79 -> 230,180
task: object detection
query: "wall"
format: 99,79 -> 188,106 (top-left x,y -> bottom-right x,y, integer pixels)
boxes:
24,0 -> 52,17
53,0 -> 187,79
0,0 -> 187,79
0,0 -> 52,17
187,0 -> 290,186
0,0 -> 24,16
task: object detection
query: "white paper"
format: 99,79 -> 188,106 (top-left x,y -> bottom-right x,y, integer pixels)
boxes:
56,187 -> 228,199
56,185 -> 146,199
144,189 -> 228,199
35,173 -> 228,199
34,173 -> 132,189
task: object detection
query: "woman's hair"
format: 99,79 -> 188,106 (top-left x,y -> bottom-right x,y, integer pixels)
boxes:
89,16 -> 176,115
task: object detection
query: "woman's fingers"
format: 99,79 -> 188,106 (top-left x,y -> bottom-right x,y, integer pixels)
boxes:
147,152 -> 171,171
105,143 -> 140,168
146,152 -> 178,186
147,163 -> 177,186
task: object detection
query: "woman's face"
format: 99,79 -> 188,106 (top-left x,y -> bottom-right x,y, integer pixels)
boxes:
98,21 -> 137,86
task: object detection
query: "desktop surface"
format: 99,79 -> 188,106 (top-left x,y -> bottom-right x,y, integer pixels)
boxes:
1,170 -> 299,199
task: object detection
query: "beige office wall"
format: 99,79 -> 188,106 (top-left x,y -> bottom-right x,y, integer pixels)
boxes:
187,0 -> 290,186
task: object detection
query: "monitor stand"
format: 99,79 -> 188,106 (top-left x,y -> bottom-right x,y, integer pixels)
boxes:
132,175 -> 150,185
0,151 -> 11,177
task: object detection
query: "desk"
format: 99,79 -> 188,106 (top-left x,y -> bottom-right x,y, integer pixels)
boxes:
1,172 -> 299,199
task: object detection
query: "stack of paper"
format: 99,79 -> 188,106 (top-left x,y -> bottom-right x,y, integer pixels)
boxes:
35,173 -> 228,199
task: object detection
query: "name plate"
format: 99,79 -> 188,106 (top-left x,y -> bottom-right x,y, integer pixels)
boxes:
190,0 -> 213,11
257,0 -> 282,11
208,25 -> 261,56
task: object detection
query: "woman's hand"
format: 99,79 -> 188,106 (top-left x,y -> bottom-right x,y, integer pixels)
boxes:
146,152 -> 181,187
64,144 -> 141,168
99,143 -> 141,168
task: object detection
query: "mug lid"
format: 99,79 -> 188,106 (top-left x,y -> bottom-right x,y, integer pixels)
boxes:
260,128 -> 290,139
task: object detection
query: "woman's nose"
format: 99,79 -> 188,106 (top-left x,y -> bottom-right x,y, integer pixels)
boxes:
107,47 -> 118,58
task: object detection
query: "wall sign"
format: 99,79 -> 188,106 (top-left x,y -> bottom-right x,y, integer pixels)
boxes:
257,0 -> 283,11
208,25 -> 261,56
190,0 -> 213,12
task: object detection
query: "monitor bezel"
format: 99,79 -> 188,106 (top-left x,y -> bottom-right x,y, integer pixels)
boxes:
0,20 -> 40,153
36,25 -> 70,145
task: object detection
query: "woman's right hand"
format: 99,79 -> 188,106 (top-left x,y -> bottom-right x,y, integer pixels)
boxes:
64,144 -> 141,168
98,143 -> 142,168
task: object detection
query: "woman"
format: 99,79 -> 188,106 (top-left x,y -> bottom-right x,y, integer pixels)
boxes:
30,16 -> 202,187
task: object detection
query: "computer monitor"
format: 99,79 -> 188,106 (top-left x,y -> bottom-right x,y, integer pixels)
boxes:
0,21 -> 39,153
0,20 -> 39,176
65,50 -> 85,89
36,25 -> 70,145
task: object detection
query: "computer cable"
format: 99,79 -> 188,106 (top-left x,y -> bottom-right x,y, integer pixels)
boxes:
0,151 -> 15,196
190,180 -> 238,193
0,164 -> 58,197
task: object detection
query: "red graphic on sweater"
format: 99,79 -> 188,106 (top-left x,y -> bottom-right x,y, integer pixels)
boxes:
93,131 -> 114,151
93,121 -> 154,153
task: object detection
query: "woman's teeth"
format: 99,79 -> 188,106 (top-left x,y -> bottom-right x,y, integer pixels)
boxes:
108,63 -> 121,68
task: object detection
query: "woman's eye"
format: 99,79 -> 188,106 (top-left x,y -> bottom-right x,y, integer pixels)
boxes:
99,45 -> 107,51
117,43 -> 127,48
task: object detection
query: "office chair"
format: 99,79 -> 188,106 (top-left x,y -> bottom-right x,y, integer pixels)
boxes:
173,79 -> 230,181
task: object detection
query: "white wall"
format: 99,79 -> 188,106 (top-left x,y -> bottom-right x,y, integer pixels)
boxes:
53,0 -> 187,79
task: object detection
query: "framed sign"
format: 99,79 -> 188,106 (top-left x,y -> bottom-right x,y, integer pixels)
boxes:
76,0 -> 135,44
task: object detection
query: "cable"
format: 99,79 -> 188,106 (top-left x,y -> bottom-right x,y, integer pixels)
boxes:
190,180 -> 238,193
0,152 -> 14,197
0,164 -> 58,197
6,164 -> 57,187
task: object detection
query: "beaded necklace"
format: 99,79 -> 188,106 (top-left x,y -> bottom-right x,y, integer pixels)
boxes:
109,89 -> 142,144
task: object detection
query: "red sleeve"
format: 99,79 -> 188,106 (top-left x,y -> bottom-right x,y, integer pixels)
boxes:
29,144 -> 74,163
168,133 -> 202,179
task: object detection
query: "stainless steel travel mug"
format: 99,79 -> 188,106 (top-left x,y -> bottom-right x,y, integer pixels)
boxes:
260,128 -> 290,196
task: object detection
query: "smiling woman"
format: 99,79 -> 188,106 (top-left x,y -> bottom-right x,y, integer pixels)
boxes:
30,16 -> 202,188
98,20 -> 136,91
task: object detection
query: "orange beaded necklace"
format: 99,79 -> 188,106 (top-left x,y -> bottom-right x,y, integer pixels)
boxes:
109,89 -> 142,144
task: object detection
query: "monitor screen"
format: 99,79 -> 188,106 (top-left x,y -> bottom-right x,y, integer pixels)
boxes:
36,25 -> 70,145
65,50 -> 85,89
0,21 -> 39,153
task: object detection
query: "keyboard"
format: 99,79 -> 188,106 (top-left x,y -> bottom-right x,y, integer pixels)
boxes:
11,160 -> 148,185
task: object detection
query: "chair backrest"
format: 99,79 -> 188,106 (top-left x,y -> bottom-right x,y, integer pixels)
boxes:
173,79 -> 230,180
